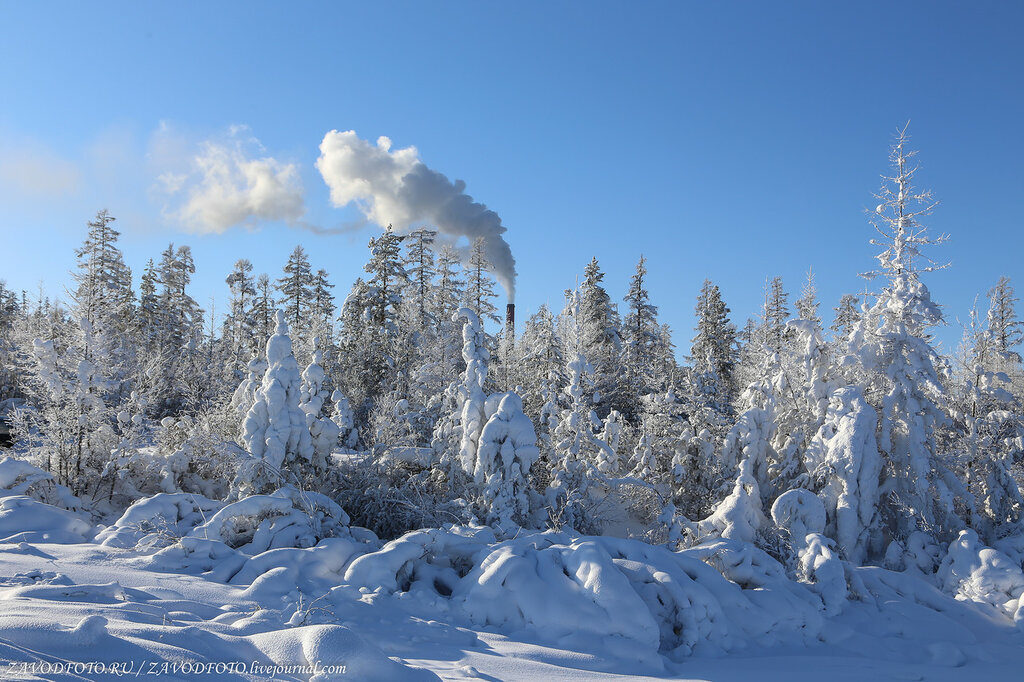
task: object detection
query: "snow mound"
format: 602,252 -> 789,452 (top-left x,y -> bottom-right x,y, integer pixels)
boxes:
96,492 -> 223,550
248,624 -> 439,681
0,495 -> 92,543
342,527 -> 829,660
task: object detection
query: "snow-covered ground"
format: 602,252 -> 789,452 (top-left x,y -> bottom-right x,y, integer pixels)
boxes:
1,476 -> 1022,681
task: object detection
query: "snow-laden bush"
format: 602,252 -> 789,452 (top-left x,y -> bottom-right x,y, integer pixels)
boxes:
95,492 -> 222,550
769,490 -> 846,613
189,488 -> 350,554
0,455 -> 82,511
326,454 -> 473,541
801,386 -> 882,563
117,408 -> 243,502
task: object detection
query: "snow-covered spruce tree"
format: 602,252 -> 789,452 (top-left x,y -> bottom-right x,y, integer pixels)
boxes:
768,313 -> 835,492
300,343 -> 340,470
434,244 -> 465,334
223,258 -> 257,384
335,277 -> 375,415
576,257 -> 624,418
855,128 -> 964,555
309,268 -> 337,366
276,245 -> 315,346
719,372 -> 778,495
330,388 -> 358,450
71,210 -> 135,388
407,243 -> 464,413
690,279 -> 738,415
454,307 -> 490,474
830,293 -> 861,344
145,243 -> 203,415
516,304 -> 565,421
252,273 -> 275,345
986,276 -> 1024,367
762,276 -> 791,356
951,298 -> 1023,543
462,237 -> 504,389
621,256 -> 663,420
0,281 -> 21,402
794,268 -> 821,327
16,211 -> 139,499
547,291 -> 615,532
464,237 -> 502,328
363,226 -> 409,405
236,311 -> 316,496
431,307 -> 491,482
475,391 -> 540,531
403,228 -> 438,334
600,409 -> 623,475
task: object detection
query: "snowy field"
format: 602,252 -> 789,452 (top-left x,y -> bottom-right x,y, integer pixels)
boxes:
1,459 -> 1022,682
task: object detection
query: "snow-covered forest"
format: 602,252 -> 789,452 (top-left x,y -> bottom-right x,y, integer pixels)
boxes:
1,131 -> 1023,679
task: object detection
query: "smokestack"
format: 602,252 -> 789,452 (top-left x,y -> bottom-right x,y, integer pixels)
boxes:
505,303 -> 515,340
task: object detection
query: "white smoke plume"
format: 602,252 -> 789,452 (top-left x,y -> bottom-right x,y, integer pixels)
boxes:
159,128 -> 306,234
315,130 -> 517,299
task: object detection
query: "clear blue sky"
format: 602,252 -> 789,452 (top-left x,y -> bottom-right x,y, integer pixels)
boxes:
1,1 -> 1021,355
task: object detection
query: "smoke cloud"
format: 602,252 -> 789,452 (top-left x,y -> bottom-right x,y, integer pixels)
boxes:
160,128 -> 306,234
315,130 -> 517,299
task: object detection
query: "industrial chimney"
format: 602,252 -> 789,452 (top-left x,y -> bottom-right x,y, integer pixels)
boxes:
505,303 -> 515,340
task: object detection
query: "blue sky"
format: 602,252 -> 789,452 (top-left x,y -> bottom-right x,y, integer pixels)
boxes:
1,1 -> 1021,355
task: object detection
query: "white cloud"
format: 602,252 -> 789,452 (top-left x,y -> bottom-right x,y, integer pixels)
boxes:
159,127 -> 306,234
